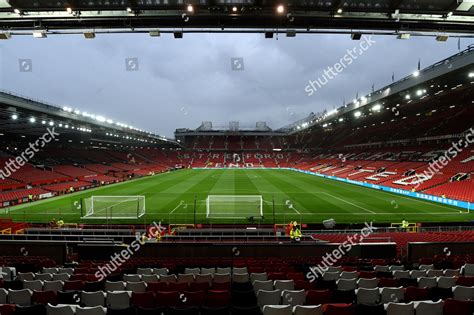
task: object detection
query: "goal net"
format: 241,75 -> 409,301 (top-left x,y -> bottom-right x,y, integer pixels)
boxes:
81,196 -> 146,219
206,195 -> 263,219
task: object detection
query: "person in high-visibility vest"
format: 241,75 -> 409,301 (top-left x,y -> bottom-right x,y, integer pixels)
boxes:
290,223 -> 302,242
57,219 -> 65,228
401,219 -> 409,231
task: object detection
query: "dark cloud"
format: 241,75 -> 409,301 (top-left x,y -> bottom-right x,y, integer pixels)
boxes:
0,33 -> 471,137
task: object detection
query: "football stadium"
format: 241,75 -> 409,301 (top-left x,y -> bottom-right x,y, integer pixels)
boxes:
0,0 -> 474,314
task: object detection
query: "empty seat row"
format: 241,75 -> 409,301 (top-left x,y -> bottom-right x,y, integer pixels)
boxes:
318,269 -> 460,281
320,276 -> 459,291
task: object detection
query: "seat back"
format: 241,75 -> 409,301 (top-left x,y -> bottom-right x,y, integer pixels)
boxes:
81,291 -> 106,307
262,305 -> 292,315
281,289 -> 305,306
293,305 -> 323,315
356,288 -> 380,305
257,289 -> 281,308
384,302 -> 414,315
414,300 -> 443,315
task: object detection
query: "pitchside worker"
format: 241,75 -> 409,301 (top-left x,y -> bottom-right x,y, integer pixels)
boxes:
290,223 -> 302,242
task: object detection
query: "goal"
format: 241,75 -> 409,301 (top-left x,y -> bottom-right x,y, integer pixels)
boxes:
206,195 -> 263,219
81,196 -> 146,219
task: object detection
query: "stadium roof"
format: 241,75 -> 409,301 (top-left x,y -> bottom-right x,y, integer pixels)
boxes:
0,0 -> 473,35
0,89 -> 180,148
282,45 -> 474,134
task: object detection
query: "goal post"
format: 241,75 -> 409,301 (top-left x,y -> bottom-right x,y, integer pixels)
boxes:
206,195 -> 263,219
81,195 -> 146,219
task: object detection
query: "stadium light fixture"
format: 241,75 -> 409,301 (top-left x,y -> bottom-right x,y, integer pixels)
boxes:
276,5 -> 285,13
187,4 -> 194,12
337,8 -> 343,14
397,33 -> 410,40
436,35 -> 449,42
33,30 -> 47,38
149,30 -> 161,37
83,32 -> 96,39
468,72 -> 474,78
371,104 -> 382,111
405,94 -> 411,100
232,6 -> 238,12
11,114 -> 18,120
126,7 -> 132,12
29,117 -> 36,123
49,121 -> 54,126
41,120 -> 46,124
0,32 -> 11,40
66,7 -> 73,14
354,111 -> 362,118
338,118 -> 344,122
413,70 -> 420,77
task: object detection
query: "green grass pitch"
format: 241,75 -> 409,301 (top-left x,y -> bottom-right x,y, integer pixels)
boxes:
2,169 -> 473,225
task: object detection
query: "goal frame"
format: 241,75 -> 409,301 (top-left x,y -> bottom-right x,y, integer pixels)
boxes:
206,195 -> 263,219
81,195 -> 146,220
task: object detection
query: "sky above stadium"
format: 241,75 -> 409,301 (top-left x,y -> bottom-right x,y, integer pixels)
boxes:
0,33 -> 472,137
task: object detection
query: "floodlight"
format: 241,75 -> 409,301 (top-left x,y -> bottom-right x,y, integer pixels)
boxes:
0,32 -> 11,40
397,33 -> 410,40
149,30 -> 161,37
83,32 -> 95,39
371,104 -> 382,111
33,30 -> 47,38
436,35 -> 448,42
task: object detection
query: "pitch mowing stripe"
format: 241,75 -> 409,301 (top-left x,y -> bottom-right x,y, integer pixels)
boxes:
268,170 -> 405,217
245,170 -> 307,219
180,169 -> 231,221
261,170 -> 349,215
6,170 -> 184,211
162,169 -> 222,220
2,169 -> 472,224
289,170 -> 462,214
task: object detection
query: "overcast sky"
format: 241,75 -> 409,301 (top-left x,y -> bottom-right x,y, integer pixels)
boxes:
0,33 -> 472,137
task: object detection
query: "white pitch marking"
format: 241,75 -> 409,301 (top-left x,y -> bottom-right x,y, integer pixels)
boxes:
319,192 -> 376,214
